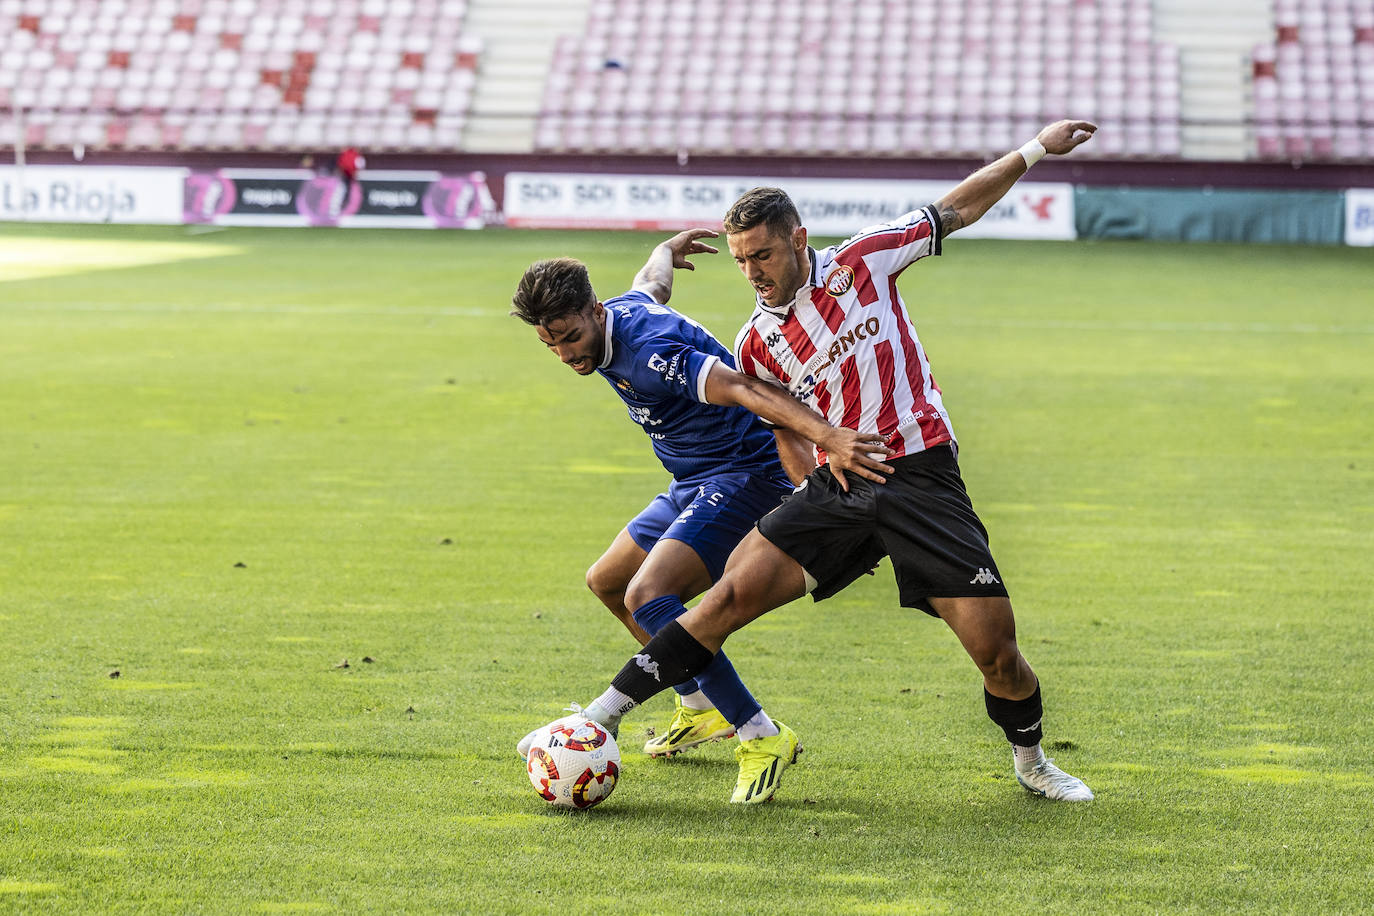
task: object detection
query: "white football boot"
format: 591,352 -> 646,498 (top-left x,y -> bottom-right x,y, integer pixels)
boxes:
517,705 -> 618,761
1015,752 -> 1095,801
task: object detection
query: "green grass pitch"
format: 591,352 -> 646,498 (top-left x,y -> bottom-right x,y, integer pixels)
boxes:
1,222 -> 1371,913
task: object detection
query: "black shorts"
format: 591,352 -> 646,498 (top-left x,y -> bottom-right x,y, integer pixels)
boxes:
756,444 -> 1008,617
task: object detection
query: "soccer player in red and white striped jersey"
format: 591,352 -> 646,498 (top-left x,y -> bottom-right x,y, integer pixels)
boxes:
567,120 -> 1100,804
732,202 -> 954,469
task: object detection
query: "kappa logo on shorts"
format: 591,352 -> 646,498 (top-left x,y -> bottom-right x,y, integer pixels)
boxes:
970,568 -> 1001,585
823,265 -> 855,297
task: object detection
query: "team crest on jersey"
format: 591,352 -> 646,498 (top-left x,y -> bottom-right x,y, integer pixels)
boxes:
646,351 -> 686,384
823,265 -> 855,297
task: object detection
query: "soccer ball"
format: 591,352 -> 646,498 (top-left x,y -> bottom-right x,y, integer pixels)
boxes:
525,716 -> 620,810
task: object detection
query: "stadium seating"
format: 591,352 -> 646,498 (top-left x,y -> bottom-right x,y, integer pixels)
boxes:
533,0 -> 1184,159
1,0 -> 1367,163
0,0 -> 482,152
1252,0 -> 1374,160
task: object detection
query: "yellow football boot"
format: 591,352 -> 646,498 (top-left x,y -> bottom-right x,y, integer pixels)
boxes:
642,695 -> 736,758
730,720 -> 801,804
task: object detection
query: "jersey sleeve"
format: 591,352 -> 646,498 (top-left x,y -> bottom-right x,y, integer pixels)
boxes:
732,321 -> 788,388
833,205 -> 942,281
626,337 -> 721,404
614,288 -> 660,306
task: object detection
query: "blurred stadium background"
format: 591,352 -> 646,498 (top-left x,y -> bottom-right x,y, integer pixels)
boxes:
1,0 -> 1372,243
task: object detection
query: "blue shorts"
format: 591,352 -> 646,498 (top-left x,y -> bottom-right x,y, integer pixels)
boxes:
627,471 -> 793,581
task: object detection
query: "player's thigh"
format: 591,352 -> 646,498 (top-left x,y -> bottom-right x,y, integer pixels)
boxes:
682,529 -> 809,651
586,527 -> 649,598
625,475 -> 784,608
625,537 -> 713,609
654,474 -> 791,582
755,466 -> 887,602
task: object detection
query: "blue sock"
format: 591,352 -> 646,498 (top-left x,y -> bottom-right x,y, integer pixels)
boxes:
631,595 -> 763,728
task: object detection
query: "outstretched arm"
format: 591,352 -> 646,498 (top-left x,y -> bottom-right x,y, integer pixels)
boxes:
933,119 -> 1097,239
631,229 -> 720,304
703,363 -> 894,491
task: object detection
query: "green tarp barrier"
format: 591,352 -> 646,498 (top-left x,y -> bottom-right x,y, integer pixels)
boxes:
1075,186 -> 1345,245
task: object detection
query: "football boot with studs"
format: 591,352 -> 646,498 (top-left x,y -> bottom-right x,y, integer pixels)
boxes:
643,695 -> 736,758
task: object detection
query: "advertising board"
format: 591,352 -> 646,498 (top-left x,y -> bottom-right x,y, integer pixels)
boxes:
503,172 -> 1076,240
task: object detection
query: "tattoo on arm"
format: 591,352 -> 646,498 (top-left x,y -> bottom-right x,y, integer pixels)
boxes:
633,248 -> 674,302
937,203 -> 964,240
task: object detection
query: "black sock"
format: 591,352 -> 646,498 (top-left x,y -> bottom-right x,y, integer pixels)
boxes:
608,620 -> 715,706
984,683 -> 1043,747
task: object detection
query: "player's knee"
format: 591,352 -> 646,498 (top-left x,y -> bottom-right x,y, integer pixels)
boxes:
971,641 -> 1022,685
622,576 -> 658,614
585,561 -> 625,607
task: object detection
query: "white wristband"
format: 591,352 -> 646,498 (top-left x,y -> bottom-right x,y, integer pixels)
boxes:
1018,138 -> 1046,168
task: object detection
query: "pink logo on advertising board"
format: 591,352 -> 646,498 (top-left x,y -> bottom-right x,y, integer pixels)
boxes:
297,175 -> 360,226
183,172 -> 235,223
423,173 -> 488,228
1022,194 -> 1055,221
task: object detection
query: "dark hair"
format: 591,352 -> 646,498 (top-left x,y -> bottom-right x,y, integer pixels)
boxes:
510,257 -> 597,326
723,187 -> 801,238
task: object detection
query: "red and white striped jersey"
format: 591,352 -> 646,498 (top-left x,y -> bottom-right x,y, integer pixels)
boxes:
733,205 -> 954,465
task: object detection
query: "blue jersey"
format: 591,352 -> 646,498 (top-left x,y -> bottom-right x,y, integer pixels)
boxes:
596,290 -> 786,483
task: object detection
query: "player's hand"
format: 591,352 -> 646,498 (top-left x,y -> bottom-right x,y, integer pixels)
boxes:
1036,120 -> 1097,155
820,429 -> 896,492
663,228 -> 719,270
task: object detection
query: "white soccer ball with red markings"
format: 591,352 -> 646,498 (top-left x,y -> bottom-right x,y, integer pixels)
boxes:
525,716 -> 620,809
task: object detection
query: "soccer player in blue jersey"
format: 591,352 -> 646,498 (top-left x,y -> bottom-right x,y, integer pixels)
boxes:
510,229 -> 891,802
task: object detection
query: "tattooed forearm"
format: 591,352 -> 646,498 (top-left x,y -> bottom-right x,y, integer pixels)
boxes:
937,203 -> 964,240
932,149 -> 1032,238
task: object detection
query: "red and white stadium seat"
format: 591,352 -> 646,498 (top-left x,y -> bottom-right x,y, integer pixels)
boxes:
1254,0 -> 1374,160
6,0 -> 1364,162
533,0 -> 1184,159
0,0 -> 479,152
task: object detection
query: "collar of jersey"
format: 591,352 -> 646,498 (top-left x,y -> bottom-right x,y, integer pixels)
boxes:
598,301 -> 616,370
755,246 -> 821,320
